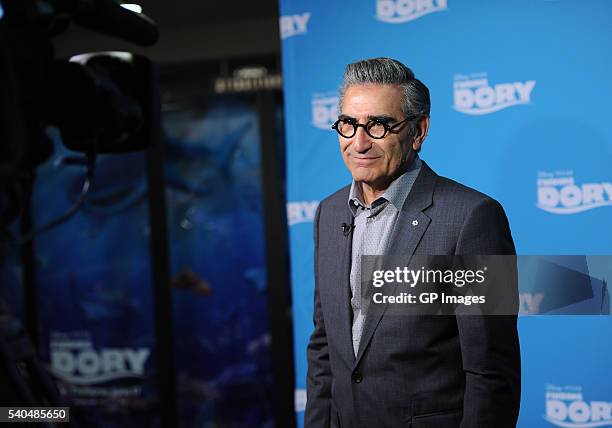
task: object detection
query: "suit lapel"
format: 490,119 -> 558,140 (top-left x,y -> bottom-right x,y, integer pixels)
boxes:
353,162 -> 437,368
332,205 -> 357,365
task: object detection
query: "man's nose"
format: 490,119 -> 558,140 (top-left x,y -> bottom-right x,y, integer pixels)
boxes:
352,126 -> 372,153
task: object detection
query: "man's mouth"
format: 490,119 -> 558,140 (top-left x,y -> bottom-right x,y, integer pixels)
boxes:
352,156 -> 380,166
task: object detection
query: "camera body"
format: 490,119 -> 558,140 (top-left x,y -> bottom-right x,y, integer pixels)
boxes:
0,0 -> 159,226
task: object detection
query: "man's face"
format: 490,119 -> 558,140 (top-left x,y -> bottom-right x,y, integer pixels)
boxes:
339,84 -> 417,188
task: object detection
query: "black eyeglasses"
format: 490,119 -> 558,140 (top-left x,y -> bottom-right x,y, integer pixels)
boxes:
331,116 -> 415,139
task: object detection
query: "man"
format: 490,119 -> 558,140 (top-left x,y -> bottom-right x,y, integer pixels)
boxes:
305,58 -> 520,428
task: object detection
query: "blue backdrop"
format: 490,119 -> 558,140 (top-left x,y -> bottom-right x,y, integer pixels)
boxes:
279,1 -> 612,427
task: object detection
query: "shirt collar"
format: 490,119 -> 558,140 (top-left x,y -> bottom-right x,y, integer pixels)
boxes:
348,155 -> 422,216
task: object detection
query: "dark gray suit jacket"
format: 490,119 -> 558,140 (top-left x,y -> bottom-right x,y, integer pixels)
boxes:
305,161 -> 521,428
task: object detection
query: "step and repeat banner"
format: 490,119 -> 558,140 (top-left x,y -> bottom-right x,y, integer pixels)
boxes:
279,1 -> 612,427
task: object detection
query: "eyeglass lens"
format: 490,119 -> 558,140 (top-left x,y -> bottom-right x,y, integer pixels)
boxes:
336,120 -> 387,138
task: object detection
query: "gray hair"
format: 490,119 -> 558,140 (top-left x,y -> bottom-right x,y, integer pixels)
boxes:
339,57 -> 430,120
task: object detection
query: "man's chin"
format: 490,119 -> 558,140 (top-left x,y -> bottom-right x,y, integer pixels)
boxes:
351,173 -> 380,185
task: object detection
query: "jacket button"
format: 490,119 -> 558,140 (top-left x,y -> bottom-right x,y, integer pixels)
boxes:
352,373 -> 362,383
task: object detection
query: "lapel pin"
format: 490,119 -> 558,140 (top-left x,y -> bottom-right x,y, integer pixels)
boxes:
412,220 -> 419,227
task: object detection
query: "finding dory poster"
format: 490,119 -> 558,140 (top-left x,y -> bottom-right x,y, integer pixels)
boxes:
24,94 -> 274,427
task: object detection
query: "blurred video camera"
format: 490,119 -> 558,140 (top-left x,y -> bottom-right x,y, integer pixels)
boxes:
0,0 -> 159,228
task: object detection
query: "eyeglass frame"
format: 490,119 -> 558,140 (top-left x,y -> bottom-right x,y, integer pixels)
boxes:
331,114 -> 417,139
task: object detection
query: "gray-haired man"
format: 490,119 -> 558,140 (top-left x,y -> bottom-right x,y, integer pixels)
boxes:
305,58 -> 520,428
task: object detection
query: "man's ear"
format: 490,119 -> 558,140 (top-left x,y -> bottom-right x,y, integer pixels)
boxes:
412,116 -> 430,151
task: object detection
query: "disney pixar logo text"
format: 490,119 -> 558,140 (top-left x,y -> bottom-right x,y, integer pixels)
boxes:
51,338 -> 149,385
376,0 -> 447,23
280,13 -> 311,39
537,171 -> 612,214
453,73 -> 535,115
545,385 -> 612,427
287,201 -> 319,226
312,93 -> 339,130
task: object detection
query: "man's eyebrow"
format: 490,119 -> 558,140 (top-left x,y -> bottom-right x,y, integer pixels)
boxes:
338,114 -> 398,122
367,114 -> 396,122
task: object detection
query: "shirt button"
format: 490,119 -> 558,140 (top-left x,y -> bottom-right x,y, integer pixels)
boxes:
352,373 -> 363,383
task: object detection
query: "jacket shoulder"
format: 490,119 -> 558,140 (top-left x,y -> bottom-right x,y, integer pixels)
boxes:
318,184 -> 351,212
425,169 -> 515,254
432,174 -> 500,210
424,167 -> 510,232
